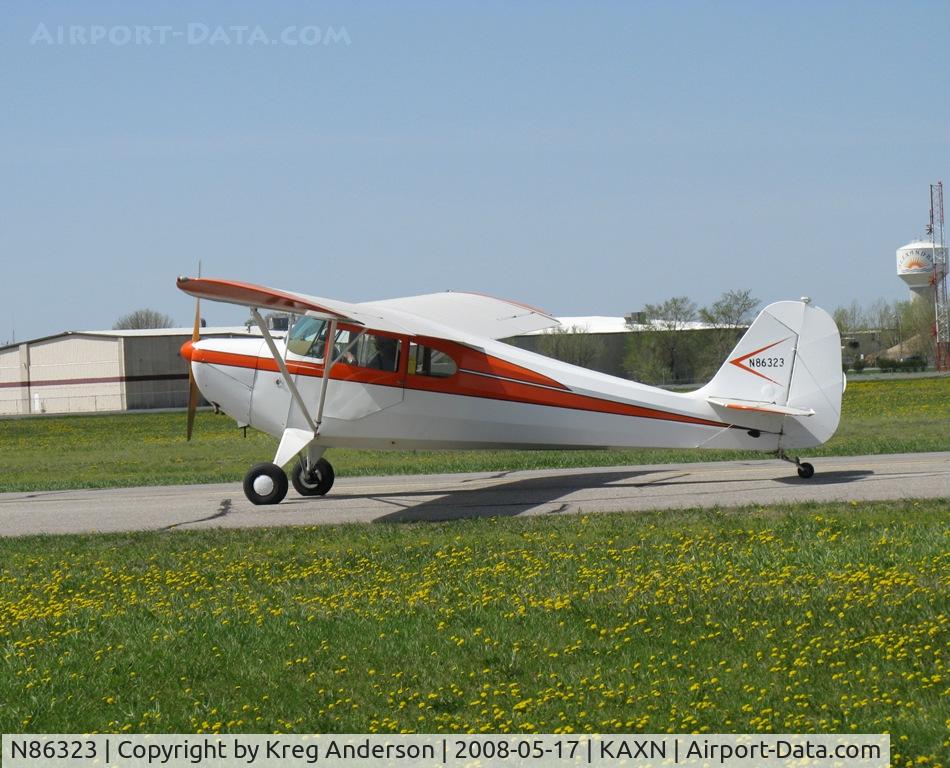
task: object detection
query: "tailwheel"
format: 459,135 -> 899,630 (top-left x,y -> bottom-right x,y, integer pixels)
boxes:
243,462 -> 289,505
797,462 -> 815,479
778,449 -> 816,480
291,457 -> 335,497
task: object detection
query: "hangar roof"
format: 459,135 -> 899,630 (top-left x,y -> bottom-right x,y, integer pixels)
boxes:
87,326 -> 267,338
0,326 -> 274,353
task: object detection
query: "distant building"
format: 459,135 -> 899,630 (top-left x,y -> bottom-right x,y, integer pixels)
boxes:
0,327 -> 275,416
510,316 -> 723,379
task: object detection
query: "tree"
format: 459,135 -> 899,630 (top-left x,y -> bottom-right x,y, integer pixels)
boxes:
832,300 -> 867,337
697,289 -> 759,379
865,298 -> 901,352
624,296 -> 699,384
536,324 -> 605,369
827,296 -> 935,365
896,298 -> 936,362
113,309 -> 175,330
699,288 -> 759,329
638,296 -> 698,332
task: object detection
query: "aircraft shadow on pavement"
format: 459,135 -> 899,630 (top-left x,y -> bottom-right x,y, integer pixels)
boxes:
368,466 -> 876,524
773,470 -> 874,486
371,469 -> 650,524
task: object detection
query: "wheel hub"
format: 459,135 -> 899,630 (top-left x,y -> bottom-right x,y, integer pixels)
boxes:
252,475 -> 275,496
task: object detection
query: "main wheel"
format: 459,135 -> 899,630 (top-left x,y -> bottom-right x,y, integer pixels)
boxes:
291,457 -> 335,497
797,462 -> 815,479
243,462 -> 289,505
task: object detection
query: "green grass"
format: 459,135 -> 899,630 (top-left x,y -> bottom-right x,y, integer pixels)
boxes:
0,377 -> 948,493
0,500 -> 946,764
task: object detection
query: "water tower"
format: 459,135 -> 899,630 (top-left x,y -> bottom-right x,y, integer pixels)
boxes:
896,239 -> 943,302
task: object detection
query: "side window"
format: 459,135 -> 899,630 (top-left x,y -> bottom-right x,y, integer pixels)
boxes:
288,322 -> 402,375
409,343 -> 458,377
332,329 -> 353,361
343,333 -> 402,372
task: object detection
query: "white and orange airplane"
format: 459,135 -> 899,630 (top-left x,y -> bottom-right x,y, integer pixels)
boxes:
177,277 -> 844,505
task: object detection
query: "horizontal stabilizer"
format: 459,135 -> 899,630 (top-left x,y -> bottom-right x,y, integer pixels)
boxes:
707,397 -> 815,417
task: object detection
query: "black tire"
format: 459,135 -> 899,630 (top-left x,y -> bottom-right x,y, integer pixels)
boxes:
291,457 -> 335,497
797,462 -> 815,479
243,462 -> 289,505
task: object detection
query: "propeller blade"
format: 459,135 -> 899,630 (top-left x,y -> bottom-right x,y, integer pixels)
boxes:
186,371 -> 199,440
185,296 -> 201,441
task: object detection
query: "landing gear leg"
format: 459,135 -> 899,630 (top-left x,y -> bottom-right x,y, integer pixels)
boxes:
243,462 -> 289,505
777,449 -> 815,479
291,446 -> 335,497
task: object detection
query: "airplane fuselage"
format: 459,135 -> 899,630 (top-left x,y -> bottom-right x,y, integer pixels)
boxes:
185,328 -> 795,455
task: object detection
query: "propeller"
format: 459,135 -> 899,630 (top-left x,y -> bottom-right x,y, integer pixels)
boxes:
185,262 -> 202,441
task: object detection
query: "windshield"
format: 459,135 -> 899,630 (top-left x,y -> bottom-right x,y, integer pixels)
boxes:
286,316 -> 328,358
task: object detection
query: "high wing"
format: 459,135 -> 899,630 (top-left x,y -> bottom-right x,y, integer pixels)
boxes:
365,291 -> 559,339
175,277 -> 353,319
176,277 -> 402,332
176,277 -> 559,344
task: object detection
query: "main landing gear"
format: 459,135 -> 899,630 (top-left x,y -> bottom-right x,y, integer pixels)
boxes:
777,449 -> 815,479
291,457 -> 335,497
243,457 -> 336,505
243,462 -> 289,505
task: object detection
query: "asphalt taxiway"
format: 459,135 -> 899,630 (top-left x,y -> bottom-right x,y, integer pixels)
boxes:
1,452 -> 946,537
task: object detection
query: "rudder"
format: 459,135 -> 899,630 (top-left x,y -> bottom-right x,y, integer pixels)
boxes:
694,300 -> 844,449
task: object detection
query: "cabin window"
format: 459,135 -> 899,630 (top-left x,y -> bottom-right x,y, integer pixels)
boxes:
338,331 -> 402,372
289,319 -> 401,371
409,343 -> 458,377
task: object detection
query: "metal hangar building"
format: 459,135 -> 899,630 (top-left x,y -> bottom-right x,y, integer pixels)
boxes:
0,327 -> 266,416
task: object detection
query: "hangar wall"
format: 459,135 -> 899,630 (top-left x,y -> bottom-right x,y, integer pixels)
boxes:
28,336 -> 125,413
0,328 -> 265,416
0,336 -> 125,415
123,335 -> 192,410
0,345 -> 29,415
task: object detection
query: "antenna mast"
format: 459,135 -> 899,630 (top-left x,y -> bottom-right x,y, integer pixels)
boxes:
931,182 -> 949,371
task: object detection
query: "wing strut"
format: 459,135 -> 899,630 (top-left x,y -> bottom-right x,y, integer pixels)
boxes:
251,308 -> 317,432
251,310 -> 365,468
314,319 -> 337,431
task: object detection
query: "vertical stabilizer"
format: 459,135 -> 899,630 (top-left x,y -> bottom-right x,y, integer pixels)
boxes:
694,300 -> 844,449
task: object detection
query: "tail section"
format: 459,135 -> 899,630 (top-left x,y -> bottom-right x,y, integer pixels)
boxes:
694,300 -> 844,449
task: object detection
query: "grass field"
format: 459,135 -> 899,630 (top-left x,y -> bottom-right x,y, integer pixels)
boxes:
0,499 -> 946,765
0,377 -> 948,493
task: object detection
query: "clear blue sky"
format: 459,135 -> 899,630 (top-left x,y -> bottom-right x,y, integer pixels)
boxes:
2,1 -> 948,340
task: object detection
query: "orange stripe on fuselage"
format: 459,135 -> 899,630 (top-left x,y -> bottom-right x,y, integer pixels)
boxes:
407,370 -> 727,427
190,346 -> 730,430
191,347 -> 403,387
416,336 -> 568,390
